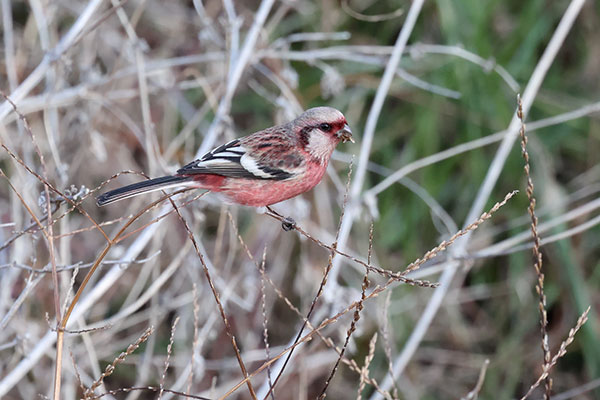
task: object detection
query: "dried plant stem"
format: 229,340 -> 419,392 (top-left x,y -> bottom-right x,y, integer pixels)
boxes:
167,197 -> 258,400
221,283 -> 397,399
228,215 -> 392,400
461,359 -> 490,400
158,316 -> 180,399
357,333 -> 378,400
90,386 -> 211,399
266,191 -> 517,286
521,307 -> 591,400
517,95 -> 552,399
331,0 -> 426,292
318,223 -> 374,399
341,0 -> 404,22
264,247 -> 337,397
187,284 -> 200,394
0,141 -> 111,241
0,170 -> 147,252
1,94 -> 58,292
265,161 -> 354,398
0,0 -> 105,121
259,247 -> 275,400
264,212 -> 436,287
380,292 -> 398,399
2,92 -> 66,399
56,189 -> 192,399
197,0 -> 276,156
84,326 -> 154,398
402,190 -> 518,275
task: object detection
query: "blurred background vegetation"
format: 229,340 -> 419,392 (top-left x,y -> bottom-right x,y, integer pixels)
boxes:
1,0 -> 599,399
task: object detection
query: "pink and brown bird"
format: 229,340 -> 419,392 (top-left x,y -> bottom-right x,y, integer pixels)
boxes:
96,107 -> 353,208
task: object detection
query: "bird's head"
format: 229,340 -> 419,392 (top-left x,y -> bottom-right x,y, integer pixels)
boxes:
294,107 -> 354,162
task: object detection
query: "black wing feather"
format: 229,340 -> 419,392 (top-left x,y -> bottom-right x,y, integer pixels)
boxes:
177,138 -> 293,180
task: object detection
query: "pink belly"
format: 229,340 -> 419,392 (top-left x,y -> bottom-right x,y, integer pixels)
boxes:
186,162 -> 327,207
218,177 -> 315,206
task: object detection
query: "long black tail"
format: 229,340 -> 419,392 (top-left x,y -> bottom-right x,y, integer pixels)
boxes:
96,175 -> 192,206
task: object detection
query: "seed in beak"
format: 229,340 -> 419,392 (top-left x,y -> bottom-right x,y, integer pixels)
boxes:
338,124 -> 354,143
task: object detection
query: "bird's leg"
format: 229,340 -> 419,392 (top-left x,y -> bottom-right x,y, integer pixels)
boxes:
266,206 -> 296,231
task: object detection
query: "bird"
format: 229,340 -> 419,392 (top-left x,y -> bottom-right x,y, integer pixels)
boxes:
96,107 -> 353,208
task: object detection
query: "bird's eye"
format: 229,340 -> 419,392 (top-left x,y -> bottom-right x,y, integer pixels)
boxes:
319,123 -> 332,132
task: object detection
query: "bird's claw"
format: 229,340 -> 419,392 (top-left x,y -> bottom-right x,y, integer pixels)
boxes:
282,217 -> 296,232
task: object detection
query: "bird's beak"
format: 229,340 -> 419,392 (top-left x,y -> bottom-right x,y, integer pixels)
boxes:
337,124 -> 354,143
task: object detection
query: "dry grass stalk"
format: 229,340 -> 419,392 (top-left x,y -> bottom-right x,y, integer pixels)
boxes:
259,246 -> 275,399
266,191 -> 517,289
265,161 -> 354,397
187,284 -> 201,394
90,386 -> 211,399
50,188 -> 191,399
0,170 -> 144,253
167,196 -> 258,399
380,291 -> 399,399
61,265 -> 79,319
341,0 -> 404,22
83,326 -> 154,399
226,189 -> 516,398
158,316 -> 180,399
113,191 -> 207,243
356,333 -> 378,400
3,251 -> 160,274
401,190 -> 518,276
226,213 -> 392,399
69,349 -> 86,396
0,94 -> 60,320
317,222 -> 374,399
520,306 -> 591,400
517,95 -> 552,399
0,140 -> 111,241
1,94 -> 83,399
461,359 -> 490,400
263,211 -> 437,288
222,285 -> 399,398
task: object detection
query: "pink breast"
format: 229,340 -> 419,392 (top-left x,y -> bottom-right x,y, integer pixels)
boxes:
219,162 -> 327,207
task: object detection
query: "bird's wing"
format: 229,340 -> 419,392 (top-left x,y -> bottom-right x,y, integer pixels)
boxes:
177,137 -> 303,181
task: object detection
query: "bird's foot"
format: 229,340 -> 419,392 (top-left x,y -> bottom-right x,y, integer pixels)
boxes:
266,206 -> 296,231
282,217 -> 296,232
